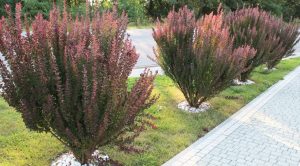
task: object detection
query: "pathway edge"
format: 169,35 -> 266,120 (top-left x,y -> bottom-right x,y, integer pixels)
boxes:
163,65 -> 300,166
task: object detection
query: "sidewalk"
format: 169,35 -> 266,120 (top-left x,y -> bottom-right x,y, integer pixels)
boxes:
163,66 -> 300,166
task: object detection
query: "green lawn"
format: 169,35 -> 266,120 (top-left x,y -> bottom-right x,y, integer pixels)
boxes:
1,58 -> 300,166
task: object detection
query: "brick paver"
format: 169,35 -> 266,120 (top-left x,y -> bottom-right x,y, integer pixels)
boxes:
163,66 -> 300,166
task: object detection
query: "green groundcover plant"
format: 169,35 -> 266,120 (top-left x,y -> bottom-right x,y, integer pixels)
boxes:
153,6 -> 256,108
0,3 -> 157,164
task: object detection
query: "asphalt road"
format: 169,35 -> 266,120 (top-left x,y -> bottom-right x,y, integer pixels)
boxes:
129,29 -> 300,68
127,29 -> 157,68
0,29 -> 299,69
294,34 -> 300,55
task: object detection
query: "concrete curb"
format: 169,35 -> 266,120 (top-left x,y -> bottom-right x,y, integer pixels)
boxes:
163,65 -> 300,166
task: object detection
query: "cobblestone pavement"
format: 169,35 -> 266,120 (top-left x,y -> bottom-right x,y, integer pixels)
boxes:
163,66 -> 300,166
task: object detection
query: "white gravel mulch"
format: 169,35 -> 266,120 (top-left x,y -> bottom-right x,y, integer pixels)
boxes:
51,150 -> 109,166
178,101 -> 210,113
233,79 -> 255,85
263,67 -> 277,72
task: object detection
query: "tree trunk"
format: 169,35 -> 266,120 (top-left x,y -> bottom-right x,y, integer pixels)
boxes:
80,153 -> 89,165
113,0 -> 118,13
188,96 -> 207,108
240,72 -> 250,82
73,149 -> 93,165
67,0 -> 71,7
267,61 -> 277,70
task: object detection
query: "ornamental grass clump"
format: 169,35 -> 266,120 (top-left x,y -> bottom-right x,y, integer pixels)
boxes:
226,7 -> 299,80
0,3 -> 157,164
153,6 -> 256,108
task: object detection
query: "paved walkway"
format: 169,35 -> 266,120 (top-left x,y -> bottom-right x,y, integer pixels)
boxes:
163,66 -> 300,166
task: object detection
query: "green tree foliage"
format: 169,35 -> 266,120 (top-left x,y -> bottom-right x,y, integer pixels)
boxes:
119,0 -> 147,25
64,0 -> 147,24
0,0 -> 21,17
21,0 -> 52,19
145,0 -> 173,21
282,0 -> 300,20
1,0 -> 299,23
145,0 -> 300,21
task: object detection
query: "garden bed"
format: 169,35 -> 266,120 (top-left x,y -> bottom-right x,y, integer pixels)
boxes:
0,57 -> 300,166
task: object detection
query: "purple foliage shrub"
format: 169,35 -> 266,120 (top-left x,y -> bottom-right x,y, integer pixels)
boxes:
0,3 -> 157,164
153,6 -> 256,107
226,7 -> 299,80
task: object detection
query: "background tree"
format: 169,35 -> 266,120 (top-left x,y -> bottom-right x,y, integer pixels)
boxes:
118,0 -> 147,25
145,0 -> 173,21
0,3 -> 157,164
144,0 -> 300,22
21,0 -> 52,19
0,0 -> 21,17
282,0 -> 300,20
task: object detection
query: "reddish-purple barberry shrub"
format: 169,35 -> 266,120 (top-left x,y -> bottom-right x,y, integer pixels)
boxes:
226,7 -> 298,80
0,3 -> 157,164
265,21 -> 299,69
153,6 -> 256,108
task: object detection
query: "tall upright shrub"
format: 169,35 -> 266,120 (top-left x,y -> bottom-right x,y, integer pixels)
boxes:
265,21 -> 299,69
0,3 -> 157,164
153,6 -> 256,108
225,7 -> 297,81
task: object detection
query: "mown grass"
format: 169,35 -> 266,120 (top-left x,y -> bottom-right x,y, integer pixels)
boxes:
0,57 -> 300,165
